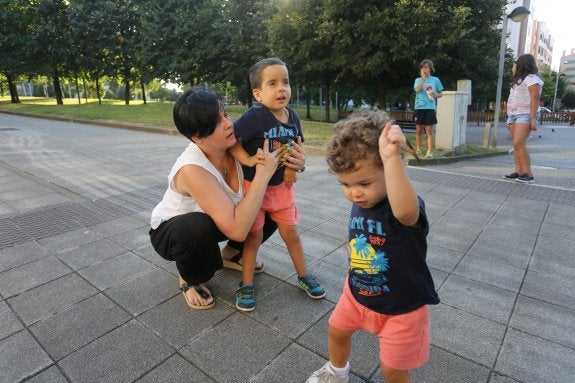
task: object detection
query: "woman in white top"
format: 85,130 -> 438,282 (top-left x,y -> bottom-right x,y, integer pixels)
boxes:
149,87 -> 305,309
503,54 -> 543,183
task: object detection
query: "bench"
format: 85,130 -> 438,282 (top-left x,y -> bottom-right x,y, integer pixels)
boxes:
395,119 -> 416,132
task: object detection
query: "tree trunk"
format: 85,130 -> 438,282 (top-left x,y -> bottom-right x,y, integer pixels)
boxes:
96,77 -> 102,105
53,71 -> 63,105
306,92 -> 311,120
246,75 -> 253,108
83,77 -> 88,103
124,78 -> 130,105
140,77 -> 147,104
324,84 -> 331,122
75,76 -> 81,104
6,73 -> 20,103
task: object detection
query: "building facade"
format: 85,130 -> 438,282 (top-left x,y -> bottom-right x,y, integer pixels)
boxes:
530,20 -> 553,70
560,50 -> 575,93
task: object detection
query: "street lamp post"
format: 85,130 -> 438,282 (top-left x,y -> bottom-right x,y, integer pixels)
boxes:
491,6 -> 531,149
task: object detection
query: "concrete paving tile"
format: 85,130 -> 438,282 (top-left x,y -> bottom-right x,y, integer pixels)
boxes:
0,256 -> 71,298
495,328 -> 575,383
309,216 -> 350,241
300,230 -> 347,259
490,213 -> 542,234
321,244 -> 349,269
0,301 -> 23,340
408,346 -> 490,383
432,215 -> 487,237
58,320 -> 173,383
430,268 -> 449,289
476,227 -> 536,253
545,203 -> 575,228
88,215 -> 148,237
136,354 -> 215,383
25,365 -> 68,383
534,235 -> 575,257
106,267 -> 178,315
108,226 -> 151,250
38,228 -> 104,253
539,221 -> 575,242
251,343 -> 369,383
489,374 -> 521,382
0,330 -> 52,382
8,273 -> 98,325
427,245 -> 465,273
181,313 -> 291,383
468,238 -> 531,268
521,270 -> 575,308
429,304 -> 506,366
427,230 -> 475,253
78,252 -> 155,290
509,295 -> 575,349
438,275 -> 517,324
0,201 -> 17,216
133,244 -> 172,266
0,184 -> 53,201
30,293 -> 131,361
138,294 -> 235,349
256,245 -> 302,281
56,238 -> 127,270
0,240 -> 51,272
452,190 -> 505,212
8,192 -> 72,212
529,250 -> 575,281
452,255 -> 525,292
249,281 -> 334,339
498,197 -> 548,219
208,270 -> 282,306
297,313 -> 379,379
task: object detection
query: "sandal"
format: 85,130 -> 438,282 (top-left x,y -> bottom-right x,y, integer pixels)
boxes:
179,281 -> 215,310
222,252 -> 264,274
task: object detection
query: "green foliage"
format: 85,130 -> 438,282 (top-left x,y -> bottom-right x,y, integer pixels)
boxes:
562,91 -> 575,109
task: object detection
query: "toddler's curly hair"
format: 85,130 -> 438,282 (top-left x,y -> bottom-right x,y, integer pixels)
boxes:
326,110 -> 390,173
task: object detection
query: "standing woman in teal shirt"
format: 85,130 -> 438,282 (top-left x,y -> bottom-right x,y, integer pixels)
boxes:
413,59 -> 443,158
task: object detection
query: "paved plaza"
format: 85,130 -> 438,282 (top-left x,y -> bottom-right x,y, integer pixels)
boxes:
1,113 -> 574,382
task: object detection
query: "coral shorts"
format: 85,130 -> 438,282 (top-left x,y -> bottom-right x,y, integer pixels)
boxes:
244,181 -> 299,232
329,280 -> 430,371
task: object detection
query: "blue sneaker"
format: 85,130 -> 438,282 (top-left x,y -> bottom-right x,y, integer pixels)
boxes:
236,282 -> 255,312
515,174 -> 534,183
298,274 -> 326,299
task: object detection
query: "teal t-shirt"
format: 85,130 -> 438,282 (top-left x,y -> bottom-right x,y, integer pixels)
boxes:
413,76 -> 443,110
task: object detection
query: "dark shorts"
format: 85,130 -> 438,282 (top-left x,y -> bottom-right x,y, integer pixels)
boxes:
414,109 -> 437,126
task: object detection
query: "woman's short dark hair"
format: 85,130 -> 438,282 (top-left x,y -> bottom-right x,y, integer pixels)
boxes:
512,54 -> 538,86
173,86 -> 223,139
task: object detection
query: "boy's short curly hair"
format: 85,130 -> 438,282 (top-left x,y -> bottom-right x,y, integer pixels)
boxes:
326,110 -> 390,173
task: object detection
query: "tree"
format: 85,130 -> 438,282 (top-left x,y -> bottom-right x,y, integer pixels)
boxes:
0,0 -> 39,103
562,91 -> 575,109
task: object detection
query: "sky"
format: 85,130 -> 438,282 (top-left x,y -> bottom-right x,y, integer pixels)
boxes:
531,0 -> 574,70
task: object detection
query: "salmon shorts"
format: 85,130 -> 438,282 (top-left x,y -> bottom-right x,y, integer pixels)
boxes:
329,281 -> 430,371
244,181 -> 299,232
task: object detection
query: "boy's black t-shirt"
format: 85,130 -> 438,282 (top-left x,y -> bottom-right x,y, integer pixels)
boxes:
234,104 -> 304,186
347,196 -> 440,315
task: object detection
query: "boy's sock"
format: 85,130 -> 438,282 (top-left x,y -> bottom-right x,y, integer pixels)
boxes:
329,361 -> 350,377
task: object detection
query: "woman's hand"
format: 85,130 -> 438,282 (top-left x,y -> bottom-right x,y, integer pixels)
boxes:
255,138 -> 281,179
282,136 -> 306,172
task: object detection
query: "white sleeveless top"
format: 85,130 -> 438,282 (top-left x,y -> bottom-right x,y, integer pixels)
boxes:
150,142 -> 244,229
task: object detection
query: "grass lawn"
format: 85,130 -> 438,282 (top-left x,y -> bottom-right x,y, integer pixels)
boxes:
0,96 -> 496,156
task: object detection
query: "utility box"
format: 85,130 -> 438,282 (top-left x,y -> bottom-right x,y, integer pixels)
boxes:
436,80 -> 471,150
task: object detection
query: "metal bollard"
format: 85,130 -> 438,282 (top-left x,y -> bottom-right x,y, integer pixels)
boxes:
482,122 -> 491,148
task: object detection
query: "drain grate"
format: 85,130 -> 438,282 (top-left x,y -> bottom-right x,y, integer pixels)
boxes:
0,186 -> 165,250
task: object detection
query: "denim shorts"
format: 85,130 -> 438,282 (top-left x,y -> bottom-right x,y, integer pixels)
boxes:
507,113 -> 531,125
